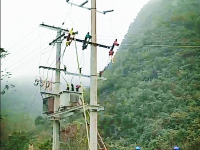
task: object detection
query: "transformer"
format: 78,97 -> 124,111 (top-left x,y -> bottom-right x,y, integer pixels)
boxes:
43,96 -> 54,114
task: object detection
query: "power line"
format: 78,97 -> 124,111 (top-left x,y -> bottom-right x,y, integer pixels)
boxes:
3,30 -> 49,63
45,45 -> 55,66
61,72 -> 68,84
110,0 -> 116,39
8,45 -> 52,74
39,27 -> 43,81
28,86 -> 39,115
61,2 -> 71,28
5,42 -> 51,70
69,0 -> 74,27
120,44 -> 200,48
7,26 -> 39,51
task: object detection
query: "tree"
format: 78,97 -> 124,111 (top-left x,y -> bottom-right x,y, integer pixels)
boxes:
0,48 -> 9,59
2,131 -> 32,150
1,48 -> 15,95
35,116 -> 45,126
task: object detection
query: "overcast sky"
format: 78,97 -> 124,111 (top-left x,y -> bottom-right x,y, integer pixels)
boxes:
1,0 -> 149,87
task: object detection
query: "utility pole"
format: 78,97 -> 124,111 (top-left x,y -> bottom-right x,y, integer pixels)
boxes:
65,1 -> 113,149
39,23 -> 67,150
90,0 -> 97,149
53,30 -> 61,150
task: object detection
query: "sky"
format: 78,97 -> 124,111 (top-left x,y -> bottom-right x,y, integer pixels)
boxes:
1,0 -> 150,88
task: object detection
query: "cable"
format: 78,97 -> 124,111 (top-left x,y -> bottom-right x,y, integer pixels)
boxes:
81,50 -> 85,68
8,26 -> 39,51
3,30 -> 49,63
5,42 -> 51,70
45,45 -> 55,66
38,27 -> 43,92
87,0 -> 90,31
70,48 -> 85,84
69,0 -> 74,27
61,3 -> 71,28
10,50 -> 49,74
49,58 -> 56,68
6,45 -> 52,74
120,44 -> 200,48
70,68 -> 79,83
74,38 -> 90,148
50,69 -> 54,93
61,72 -> 68,84
62,46 -> 67,67
109,0 -> 117,39
28,86 -> 39,115
38,28 -> 42,73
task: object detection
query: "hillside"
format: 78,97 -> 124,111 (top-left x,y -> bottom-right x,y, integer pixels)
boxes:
97,0 -> 200,149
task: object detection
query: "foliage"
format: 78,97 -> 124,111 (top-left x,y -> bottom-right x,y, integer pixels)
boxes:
35,116 -> 45,126
1,131 -> 34,150
60,121 -> 89,150
1,48 -> 11,81
0,48 -> 9,59
38,138 -> 52,150
1,47 -> 14,95
97,0 -> 200,149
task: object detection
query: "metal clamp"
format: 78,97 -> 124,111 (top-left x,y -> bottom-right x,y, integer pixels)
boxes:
87,105 -> 104,112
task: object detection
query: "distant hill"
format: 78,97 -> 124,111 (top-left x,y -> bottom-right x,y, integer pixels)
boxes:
97,0 -> 200,149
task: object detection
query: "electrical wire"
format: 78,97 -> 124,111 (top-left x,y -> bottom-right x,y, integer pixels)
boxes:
62,46 -> 67,67
8,26 -> 39,51
38,27 -> 42,92
10,52 -> 47,74
120,44 -> 200,48
49,58 -> 56,68
45,45 -> 55,66
109,0 -> 117,39
5,42 -> 51,70
87,0 -> 90,32
45,43 -> 55,91
28,86 -> 39,115
74,38 -> 90,148
51,69 -> 54,93
61,72 -> 68,84
70,47 -> 85,84
69,0 -> 74,27
7,45 -> 52,74
81,50 -> 85,68
3,30 -> 49,63
61,3 -> 71,28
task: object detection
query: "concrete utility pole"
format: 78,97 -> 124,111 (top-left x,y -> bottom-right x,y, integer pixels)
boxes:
90,0 -> 97,149
53,30 -> 62,150
40,23 -> 67,150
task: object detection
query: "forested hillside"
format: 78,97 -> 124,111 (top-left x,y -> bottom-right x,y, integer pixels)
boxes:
1,0 -> 200,149
97,0 -> 200,149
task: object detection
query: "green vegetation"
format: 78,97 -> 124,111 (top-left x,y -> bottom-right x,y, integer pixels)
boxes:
97,0 -> 200,149
1,0 -> 200,149
1,48 -> 13,95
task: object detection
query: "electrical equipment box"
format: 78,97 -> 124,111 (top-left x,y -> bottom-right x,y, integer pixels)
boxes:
43,96 -> 54,114
70,91 -> 82,106
59,90 -> 70,109
59,90 -> 83,110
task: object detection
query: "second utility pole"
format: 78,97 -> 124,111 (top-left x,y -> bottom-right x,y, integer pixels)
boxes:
90,0 -> 97,150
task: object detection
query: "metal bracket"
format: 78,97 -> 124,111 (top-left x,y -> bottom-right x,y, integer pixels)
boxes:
40,92 -> 59,96
66,0 -> 113,15
50,116 -> 62,121
86,105 -> 104,112
49,33 -> 65,45
48,105 -> 87,119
